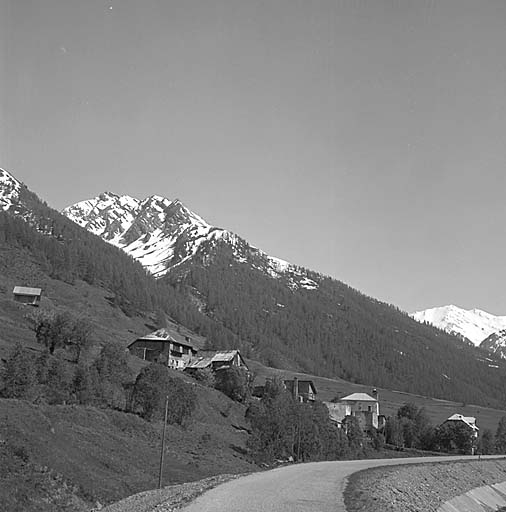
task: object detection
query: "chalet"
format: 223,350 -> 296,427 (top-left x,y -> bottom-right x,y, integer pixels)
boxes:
441,413 -> 479,455
283,378 -> 317,403
324,390 -> 385,432
12,286 -> 42,306
443,414 -> 479,437
127,328 -> 197,370
185,349 -> 248,373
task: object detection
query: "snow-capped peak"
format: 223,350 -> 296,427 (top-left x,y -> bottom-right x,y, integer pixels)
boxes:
411,305 -> 506,346
62,191 -> 321,290
0,168 -> 22,211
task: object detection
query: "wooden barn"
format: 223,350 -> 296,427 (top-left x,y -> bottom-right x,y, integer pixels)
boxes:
185,349 -> 249,373
128,327 -> 198,370
12,286 -> 42,306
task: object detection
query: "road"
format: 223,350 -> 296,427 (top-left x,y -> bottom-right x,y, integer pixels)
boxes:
181,455 -> 503,512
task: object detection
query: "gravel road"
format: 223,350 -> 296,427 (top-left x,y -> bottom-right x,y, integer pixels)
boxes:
180,456 -> 504,512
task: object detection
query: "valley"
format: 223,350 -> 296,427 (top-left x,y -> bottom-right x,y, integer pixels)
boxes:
2,167 -> 506,511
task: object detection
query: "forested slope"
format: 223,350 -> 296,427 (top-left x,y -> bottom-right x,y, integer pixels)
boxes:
166,242 -> 506,408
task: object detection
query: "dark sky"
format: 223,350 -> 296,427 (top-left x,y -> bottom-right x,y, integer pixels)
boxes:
2,0 -> 506,314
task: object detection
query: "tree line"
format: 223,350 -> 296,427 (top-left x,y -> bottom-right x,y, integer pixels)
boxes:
0,307 -> 196,426
383,402 -> 506,456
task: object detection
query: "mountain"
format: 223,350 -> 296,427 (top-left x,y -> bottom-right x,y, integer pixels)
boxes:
411,305 -> 506,347
481,330 -> 506,360
0,168 -> 21,211
60,187 -> 506,409
62,192 -> 318,289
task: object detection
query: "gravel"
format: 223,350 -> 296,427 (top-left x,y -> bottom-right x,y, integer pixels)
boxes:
345,458 -> 506,512
100,474 -> 247,512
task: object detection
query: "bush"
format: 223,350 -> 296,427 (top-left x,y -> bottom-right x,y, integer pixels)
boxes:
130,363 -> 196,424
45,356 -> 72,404
214,366 -> 251,402
191,368 -> 216,387
92,342 -> 131,409
0,344 -> 38,401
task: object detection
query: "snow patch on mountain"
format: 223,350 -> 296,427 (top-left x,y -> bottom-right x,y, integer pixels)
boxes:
0,168 -> 22,211
411,305 -> 506,346
481,329 -> 506,359
63,192 -> 320,291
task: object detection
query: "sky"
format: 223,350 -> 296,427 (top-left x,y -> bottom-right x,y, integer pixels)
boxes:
2,0 -> 506,315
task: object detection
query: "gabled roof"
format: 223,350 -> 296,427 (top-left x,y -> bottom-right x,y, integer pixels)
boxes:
13,286 -> 42,296
186,350 -> 247,370
446,413 -> 479,431
340,393 -> 377,402
129,327 -> 196,350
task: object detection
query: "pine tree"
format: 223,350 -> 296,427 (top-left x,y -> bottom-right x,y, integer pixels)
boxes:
45,356 -> 72,404
1,344 -> 38,401
480,429 -> 495,455
73,364 -> 96,405
496,417 -> 506,454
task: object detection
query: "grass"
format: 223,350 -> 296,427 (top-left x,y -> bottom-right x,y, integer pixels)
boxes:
0,379 -> 256,511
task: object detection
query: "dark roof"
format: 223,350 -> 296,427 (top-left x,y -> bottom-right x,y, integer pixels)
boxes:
13,286 -> 42,296
186,350 -> 248,370
128,327 -> 196,350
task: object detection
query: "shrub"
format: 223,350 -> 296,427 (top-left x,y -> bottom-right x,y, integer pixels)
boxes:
191,368 -> 216,388
130,363 -> 196,424
214,366 -> 251,402
0,344 -> 37,401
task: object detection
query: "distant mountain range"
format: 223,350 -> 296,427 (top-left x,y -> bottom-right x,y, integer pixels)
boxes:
3,166 -> 506,407
411,305 -> 506,358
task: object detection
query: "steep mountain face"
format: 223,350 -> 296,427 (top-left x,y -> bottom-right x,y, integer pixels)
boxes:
0,168 -> 21,211
481,330 -> 506,359
411,305 -> 506,347
62,193 -> 319,289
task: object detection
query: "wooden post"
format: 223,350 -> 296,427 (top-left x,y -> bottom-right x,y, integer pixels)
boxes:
158,395 -> 169,489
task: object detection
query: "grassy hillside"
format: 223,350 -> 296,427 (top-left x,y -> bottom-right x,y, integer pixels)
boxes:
249,360 -> 506,434
0,372 -> 255,510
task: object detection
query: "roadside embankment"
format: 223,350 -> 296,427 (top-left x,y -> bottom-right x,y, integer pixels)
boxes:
100,474 -> 245,512
345,458 -> 506,512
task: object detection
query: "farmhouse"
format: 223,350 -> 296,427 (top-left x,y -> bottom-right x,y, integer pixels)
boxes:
185,349 -> 248,373
12,286 -> 42,306
443,413 -> 479,436
283,378 -> 317,403
440,413 -> 479,455
128,327 -> 197,370
324,390 -> 384,432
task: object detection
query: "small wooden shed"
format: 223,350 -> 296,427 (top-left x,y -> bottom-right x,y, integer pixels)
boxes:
12,286 -> 42,306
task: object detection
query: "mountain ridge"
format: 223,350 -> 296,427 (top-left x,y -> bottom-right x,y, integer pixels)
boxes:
411,305 -> 506,348
62,191 -> 319,290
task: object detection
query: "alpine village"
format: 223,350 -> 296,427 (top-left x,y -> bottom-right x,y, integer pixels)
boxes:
2,167 -> 506,511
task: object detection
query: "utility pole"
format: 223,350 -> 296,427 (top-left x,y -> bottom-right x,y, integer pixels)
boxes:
158,395 -> 169,489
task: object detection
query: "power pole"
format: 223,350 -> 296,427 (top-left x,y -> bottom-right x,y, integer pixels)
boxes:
158,395 -> 169,489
